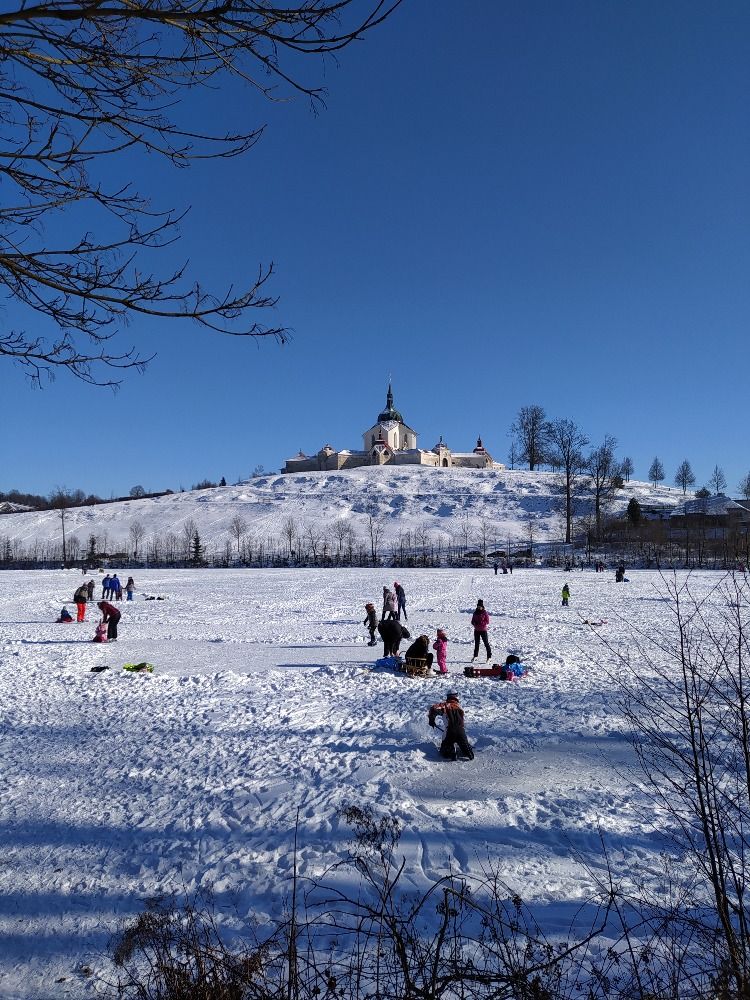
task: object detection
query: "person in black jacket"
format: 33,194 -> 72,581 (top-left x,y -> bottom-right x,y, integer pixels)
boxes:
428,691 -> 474,761
404,634 -> 433,669
377,618 -> 410,657
363,603 -> 378,646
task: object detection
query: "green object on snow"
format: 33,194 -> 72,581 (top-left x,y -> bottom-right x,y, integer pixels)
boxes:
123,662 -> 154,673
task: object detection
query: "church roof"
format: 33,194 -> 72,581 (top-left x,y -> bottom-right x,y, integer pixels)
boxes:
377,383 -> 404,424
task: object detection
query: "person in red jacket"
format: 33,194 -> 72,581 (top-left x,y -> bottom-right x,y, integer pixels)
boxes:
428,691 -> 474,761
97,600 -> 121,641
470,599 -> 491,663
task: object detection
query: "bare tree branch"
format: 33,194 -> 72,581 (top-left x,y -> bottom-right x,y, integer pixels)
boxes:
0,0 -> 402,385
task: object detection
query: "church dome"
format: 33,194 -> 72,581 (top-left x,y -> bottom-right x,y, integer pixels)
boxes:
377,384 -> 403,423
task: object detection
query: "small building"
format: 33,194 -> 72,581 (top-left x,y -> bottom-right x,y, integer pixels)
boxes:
669,495 -> 750,540
283,385 -> 503,474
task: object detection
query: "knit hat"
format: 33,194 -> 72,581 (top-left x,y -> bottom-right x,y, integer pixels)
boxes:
436,628 -> 447,640
446,691 -> 459,701
365,602 -> 374,609
476,599 -> 484,609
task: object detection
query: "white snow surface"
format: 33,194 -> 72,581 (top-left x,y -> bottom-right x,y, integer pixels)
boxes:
0,466 -> 687,553
0,565 -> 732,997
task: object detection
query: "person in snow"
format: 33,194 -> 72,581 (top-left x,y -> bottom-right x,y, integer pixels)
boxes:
429,691 -> 474,761
111,574 -> 122,601
381,586 -> 398,622
561,583 -> 570,607
86,579 -> 96,600
101,574 -> 112,600
470,599 -> 491,663
404,634 -> 433,669
125,577 -> 136,601
97,600 -> 121,641
393,581 -> 407,621
56,607 -> 74,623
377,618 -> 410,658
73,582 -> 89,622
433,628 -> 449,674
363,602 -> 378,646
503,654 -> 525,679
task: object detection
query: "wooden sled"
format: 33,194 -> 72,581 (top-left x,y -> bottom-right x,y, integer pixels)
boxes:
402,656 -> 432,678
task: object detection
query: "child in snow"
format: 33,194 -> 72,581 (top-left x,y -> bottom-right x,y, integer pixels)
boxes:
503,654 -> 525,679
470,599 -> 491,662
363,603 -> 378,646
428,691 -> 474,761
56,607 -> 73,623
125,577 -> 136,601
561,583 -> 570,607
433,629 -> 449,674
381,586 -> 398,622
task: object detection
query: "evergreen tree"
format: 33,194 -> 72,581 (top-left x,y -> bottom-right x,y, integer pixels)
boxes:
648,457 -> 665,487
626,497 -> 642,526
220,477 -> 227,487
674,460 -> 696,494
191,531 -> 205,565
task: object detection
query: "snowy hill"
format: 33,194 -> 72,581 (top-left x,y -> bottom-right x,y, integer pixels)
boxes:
0,466 -> 688,558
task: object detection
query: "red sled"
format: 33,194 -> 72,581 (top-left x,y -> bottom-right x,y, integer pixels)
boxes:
464,664 -> 513,679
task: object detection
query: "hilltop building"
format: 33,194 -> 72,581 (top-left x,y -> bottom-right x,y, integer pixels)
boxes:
283,385 -> 503,474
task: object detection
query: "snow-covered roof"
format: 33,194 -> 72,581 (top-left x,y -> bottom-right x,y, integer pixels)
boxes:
674,494 -> 747,517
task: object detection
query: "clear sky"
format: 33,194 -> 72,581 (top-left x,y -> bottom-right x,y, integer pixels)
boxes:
2,0 -> 748,499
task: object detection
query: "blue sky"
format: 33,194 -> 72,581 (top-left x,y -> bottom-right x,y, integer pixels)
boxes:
2,0 -> 748,498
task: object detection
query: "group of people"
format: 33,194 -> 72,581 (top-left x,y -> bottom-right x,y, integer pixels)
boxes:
380,582 -> 407,621
363,593 -> 494,675
57,572 -> 132,639
101,574 -> 135,601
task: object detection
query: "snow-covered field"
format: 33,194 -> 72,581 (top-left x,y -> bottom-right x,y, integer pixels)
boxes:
0,566 -> 728,997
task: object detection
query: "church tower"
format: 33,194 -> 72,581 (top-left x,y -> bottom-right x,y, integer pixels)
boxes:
362,383 -> 418,459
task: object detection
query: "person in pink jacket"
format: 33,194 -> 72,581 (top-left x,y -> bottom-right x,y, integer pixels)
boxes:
470,599 -> 492,662
433,628 -> 449,674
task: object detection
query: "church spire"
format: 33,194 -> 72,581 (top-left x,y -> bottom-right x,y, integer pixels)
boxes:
377,381 -> 403,424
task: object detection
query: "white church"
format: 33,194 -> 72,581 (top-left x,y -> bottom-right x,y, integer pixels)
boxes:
283,385 -> 503,474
